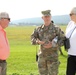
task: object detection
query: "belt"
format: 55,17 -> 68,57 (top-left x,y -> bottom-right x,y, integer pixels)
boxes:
0,60 -> 6,62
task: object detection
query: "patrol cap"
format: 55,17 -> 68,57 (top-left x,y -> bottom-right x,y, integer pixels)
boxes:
70,7 -> 76,15
41,10 -> 51,16
0,12 -> 10,21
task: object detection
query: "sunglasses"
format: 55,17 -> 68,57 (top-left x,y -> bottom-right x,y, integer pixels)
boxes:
5,18 -> 10,21
1,18 -> 10,21
69,14 -> 73,16
69,13 -> 74,16
8,18 -> 10,21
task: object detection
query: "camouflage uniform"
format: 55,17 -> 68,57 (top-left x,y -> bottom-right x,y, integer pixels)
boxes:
31,10 -> 65,75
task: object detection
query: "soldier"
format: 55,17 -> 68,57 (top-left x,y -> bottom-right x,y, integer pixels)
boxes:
31,10 -> 65,75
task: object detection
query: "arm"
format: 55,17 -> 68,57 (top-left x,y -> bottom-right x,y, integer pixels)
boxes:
56,26 -> 65,47
31,28 -> 45,45
31,28 -> 39,45
0,32 -> 10,59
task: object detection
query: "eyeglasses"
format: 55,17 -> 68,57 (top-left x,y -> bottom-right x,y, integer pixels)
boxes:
69,13 -> 76,16
7,18 -> 10,21
1,18 -> 10,21
69,13 -> 74,16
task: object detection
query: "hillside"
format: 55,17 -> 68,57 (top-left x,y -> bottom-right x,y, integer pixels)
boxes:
10,15 -> 71,25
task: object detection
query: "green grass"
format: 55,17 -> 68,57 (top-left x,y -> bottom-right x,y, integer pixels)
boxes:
5,25 -> 67,75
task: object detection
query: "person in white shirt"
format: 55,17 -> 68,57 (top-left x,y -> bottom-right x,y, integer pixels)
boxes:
66,7 -> 76,75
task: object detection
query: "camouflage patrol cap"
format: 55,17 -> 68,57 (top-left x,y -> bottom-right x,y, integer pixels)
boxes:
41,10 -> 51,16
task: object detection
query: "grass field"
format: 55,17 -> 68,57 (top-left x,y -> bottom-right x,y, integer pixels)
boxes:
5,25 -> 67,75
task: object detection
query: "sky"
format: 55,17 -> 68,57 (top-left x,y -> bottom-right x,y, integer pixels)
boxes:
0,0 -> 76,21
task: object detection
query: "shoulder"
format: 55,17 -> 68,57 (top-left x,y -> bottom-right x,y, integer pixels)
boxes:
67,21 -> 74,27
68,20 -> 74,25
53,24 -> 64,34
53,24 -> 61,30
37,25 -> 42,29
34,25 -> 43,31
35,25 -> 42,30
66,21 -> 74,30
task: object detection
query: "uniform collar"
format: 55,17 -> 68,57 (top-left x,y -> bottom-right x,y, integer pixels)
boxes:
41,23 -> 53,29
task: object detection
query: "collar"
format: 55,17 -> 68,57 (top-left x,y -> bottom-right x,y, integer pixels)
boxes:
0,25 -> 5,33
41,23 -> 53,29
0,25 -> 3,30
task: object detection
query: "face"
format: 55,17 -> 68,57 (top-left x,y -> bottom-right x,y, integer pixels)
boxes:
69,13 -> 76,21
42,15 -> 51,24
0,18 -> 10,29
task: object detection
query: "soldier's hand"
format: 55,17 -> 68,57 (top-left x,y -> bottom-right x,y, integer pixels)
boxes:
43,42 -> 52,48
36,39 -> 45,45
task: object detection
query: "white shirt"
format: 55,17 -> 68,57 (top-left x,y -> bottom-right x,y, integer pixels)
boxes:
66,21 -> 76,56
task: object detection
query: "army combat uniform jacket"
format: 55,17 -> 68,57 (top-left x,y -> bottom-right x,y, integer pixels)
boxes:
31,23 -> 65,61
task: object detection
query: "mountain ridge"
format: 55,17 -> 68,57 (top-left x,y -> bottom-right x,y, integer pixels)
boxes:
10,14 -> 71,25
